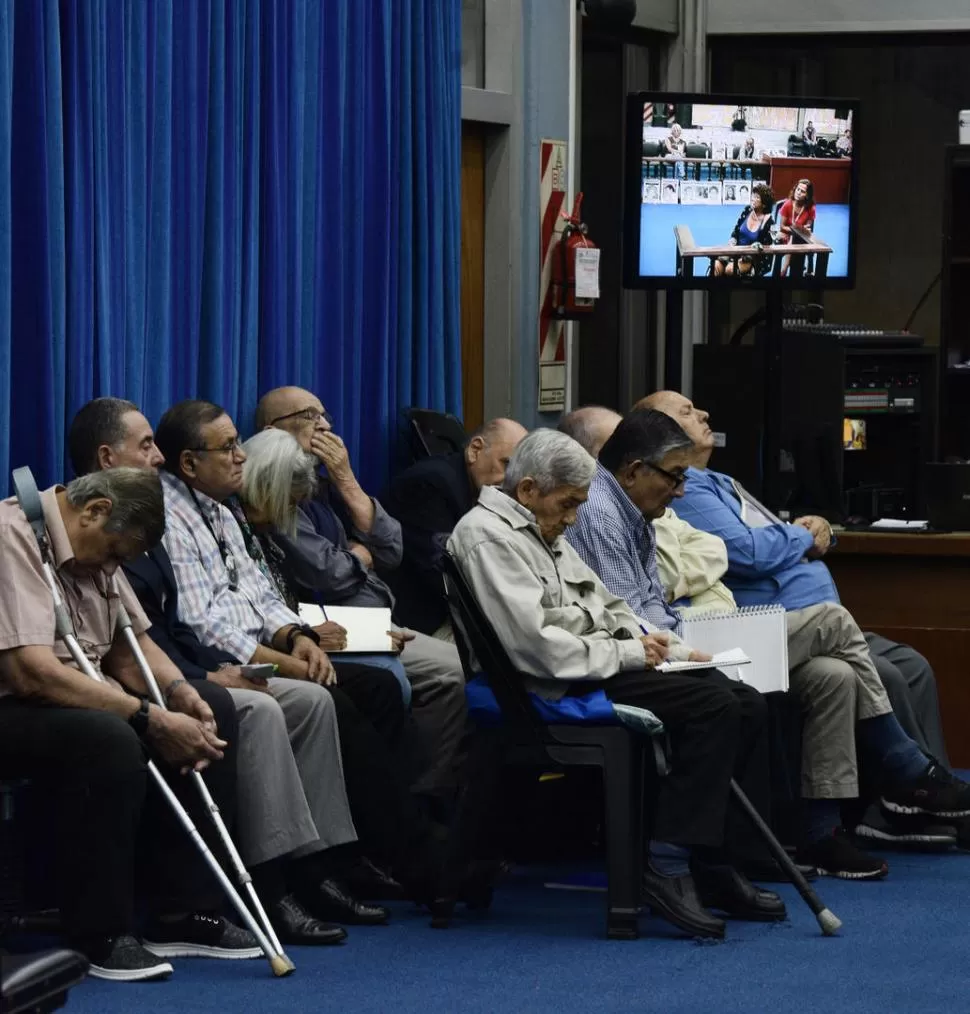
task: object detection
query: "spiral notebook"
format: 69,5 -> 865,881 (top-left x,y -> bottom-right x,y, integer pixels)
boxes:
680,605 -> 789,694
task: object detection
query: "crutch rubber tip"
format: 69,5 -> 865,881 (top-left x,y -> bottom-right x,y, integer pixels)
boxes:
271,954 -> 296,977
817,908 -> 842,936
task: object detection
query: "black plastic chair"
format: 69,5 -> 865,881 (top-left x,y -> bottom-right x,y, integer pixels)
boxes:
404,408 -> 468,460
442,553 -> 665,940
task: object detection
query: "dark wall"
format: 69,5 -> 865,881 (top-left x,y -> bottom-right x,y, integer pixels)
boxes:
709,32 -> 970,343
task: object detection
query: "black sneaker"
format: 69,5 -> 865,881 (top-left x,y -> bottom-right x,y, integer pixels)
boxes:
143,913 -> 261,960
84,935 -> 174,982
852,806 -> 958,851
797,830 -> 889,880
882,763 -> 970,819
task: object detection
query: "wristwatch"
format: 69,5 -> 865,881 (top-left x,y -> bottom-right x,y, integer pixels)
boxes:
127,698 -> 151,736
285,624 -> 321,652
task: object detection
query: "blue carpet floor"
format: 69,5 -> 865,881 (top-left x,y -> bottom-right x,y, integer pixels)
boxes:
61,846 -> 970,1014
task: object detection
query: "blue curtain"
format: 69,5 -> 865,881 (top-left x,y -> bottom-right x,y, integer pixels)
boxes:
0,0 -> 462,494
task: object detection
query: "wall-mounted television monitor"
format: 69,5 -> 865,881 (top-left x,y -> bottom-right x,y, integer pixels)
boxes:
623,92 -> 859,290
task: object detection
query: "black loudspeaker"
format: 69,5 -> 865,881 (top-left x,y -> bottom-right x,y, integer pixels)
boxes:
834,106 -> 850,120
583,0 -> 637,28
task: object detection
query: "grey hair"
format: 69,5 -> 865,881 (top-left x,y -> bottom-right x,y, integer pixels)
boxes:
64,468 -> 165,547
501,429 -> 596,496
241,429 -> 318,535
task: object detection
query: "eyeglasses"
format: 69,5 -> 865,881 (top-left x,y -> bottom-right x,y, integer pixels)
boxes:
268,407 -> 334,427
191,438 -> 244,456
645,461 -> 687,489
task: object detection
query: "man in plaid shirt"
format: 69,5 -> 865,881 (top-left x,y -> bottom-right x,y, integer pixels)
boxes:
561,407 -> 683,636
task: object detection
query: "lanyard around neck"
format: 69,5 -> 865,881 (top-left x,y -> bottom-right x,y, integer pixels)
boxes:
184,482 -> 239,591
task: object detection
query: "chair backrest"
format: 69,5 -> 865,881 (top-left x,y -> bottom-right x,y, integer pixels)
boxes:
404,408 -> 468,460
684,142 -> 709,159
441,552 -> 545,735
642,140 -> 662,158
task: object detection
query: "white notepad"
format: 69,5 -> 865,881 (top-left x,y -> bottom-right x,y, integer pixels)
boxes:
679,605 -> 789,694
298,604 -> 395,653
658,648 -> 751,674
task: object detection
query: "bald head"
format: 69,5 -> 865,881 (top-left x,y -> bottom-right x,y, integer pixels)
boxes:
557,406 -> 622,459
466,417 -> 528,491
256,386 -> 331,454
256,387 -> 316,430
635,390 -> 713,466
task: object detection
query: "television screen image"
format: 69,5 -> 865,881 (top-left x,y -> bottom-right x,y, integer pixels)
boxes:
624,93 -> 858,289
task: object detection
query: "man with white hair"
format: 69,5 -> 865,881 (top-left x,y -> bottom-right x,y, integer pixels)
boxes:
448,429 -> 785,941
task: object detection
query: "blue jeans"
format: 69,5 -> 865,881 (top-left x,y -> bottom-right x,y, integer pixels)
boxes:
339,652 -> 411,707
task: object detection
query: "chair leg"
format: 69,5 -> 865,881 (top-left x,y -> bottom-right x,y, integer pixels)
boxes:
601,740 -> 643,941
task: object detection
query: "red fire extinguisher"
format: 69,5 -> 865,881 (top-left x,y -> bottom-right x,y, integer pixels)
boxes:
550,192 -> 599,319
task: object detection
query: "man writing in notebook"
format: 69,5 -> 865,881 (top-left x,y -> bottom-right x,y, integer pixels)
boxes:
449,428 -> 788,941
638,390 -> 970,868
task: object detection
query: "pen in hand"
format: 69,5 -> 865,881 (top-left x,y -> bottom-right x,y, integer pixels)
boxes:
638,624 -> 670,668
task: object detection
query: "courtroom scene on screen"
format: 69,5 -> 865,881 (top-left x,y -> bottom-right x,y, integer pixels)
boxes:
637,100 -> 853,282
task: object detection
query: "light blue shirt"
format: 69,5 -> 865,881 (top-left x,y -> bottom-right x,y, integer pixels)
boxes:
673,466 -> 840,611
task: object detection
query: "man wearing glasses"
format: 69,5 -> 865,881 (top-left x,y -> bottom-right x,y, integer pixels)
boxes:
256,387 -> 468,807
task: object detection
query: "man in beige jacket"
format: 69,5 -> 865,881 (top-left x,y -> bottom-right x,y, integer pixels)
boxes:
448,428 -> 785,941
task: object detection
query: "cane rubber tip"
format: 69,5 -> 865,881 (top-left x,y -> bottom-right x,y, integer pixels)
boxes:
817,908 -> 842,936
271,954 -> 296,977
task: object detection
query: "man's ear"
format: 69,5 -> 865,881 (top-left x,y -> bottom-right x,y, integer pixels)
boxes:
78,497 -> 113,528
179,448 -> 198,480
617,460 -> 642,489
466,436 -> 485,464
516,476 -> 537,505
96,444 -> 114,471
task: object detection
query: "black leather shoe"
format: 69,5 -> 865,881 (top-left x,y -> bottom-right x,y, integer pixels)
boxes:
640,867 -> 726,939
300,878 -> 390,926
342,857 -> 405,901
271,895 -> 347,946
693,864 -> 787,922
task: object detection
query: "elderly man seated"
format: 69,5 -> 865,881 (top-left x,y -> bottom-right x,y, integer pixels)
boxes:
67,398 -> 391,941
257,386 -> 470,805
639,390 -> 970,865
385,417 -> 528,637
149,399 -> 460,905
448,429 -> 787,941
0,468 -> 257,982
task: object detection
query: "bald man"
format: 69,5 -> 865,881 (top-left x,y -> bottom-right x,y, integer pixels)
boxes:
641,390 -> 966,865
256,386 -> 469,806
386,416 -> 528,637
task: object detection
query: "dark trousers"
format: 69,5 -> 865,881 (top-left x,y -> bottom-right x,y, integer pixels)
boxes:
331,660 -> 428,787
0,680 -> 239,943
326,681 -> 435,877
578,668 -> 769,853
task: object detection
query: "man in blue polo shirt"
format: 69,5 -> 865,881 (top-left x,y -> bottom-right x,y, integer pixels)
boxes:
640,391 -> 967,861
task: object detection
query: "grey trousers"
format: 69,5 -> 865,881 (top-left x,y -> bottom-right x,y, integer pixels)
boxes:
227,677 -> 357,867
866,632 -> 950,766
399,629 -> 468,795
786,603 -> 892,799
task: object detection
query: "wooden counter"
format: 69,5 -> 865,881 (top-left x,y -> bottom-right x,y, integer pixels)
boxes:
767,156 -> 852,204
827,531 -> 970,765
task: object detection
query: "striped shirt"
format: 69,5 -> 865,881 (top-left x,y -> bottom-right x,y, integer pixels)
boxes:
566,464 -> 683,636
160,471 -> 300,661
